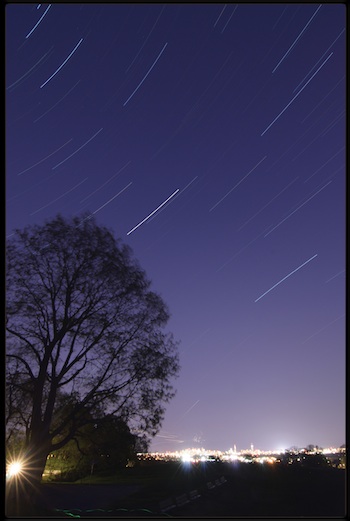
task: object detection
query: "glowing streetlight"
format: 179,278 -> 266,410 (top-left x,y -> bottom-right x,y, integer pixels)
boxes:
6,460 -> 23,479
181,452 -> 192,463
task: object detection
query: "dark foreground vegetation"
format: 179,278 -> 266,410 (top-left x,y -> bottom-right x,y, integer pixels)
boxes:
6,460 -> 346,518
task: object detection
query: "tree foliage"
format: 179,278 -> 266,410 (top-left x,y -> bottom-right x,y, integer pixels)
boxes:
46,412 -> 138,481
6,214 -> 180,482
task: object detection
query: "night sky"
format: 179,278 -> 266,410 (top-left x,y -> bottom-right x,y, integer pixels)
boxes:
6,3 -> 346,452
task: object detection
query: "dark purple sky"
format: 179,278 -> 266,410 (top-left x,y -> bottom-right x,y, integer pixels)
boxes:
6,3 -> 346,452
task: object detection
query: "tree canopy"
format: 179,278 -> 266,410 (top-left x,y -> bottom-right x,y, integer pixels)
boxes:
45,411 -> 138,481
6,213 -> 180,483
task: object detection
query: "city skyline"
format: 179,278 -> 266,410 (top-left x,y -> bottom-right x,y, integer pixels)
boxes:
140,444 -> 346,456
6,3 -> 346,453
145,438 -> 346,455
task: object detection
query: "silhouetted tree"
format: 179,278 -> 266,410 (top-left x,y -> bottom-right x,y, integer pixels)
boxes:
306,444 -> 315,452
6,214 -> 180,490
46,411 -> 137,480
301,453 -> 330,468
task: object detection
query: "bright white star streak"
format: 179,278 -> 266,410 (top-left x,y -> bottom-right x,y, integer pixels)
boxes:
261,52 -> 333,136
272,4 -> 322,73
254,254 -> 318,303
25,4 -> 51,39
123,42 -> 168,106
127,188 -> 180,235
292,28 -> 345,93
40,38 -> 84,88
90,182 -> 132,216
147,175 -> 197,223
126,6 -> 166,73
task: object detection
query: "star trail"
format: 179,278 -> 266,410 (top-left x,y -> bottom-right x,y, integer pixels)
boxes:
254,254 -> 318,303
6,3 -> 345,452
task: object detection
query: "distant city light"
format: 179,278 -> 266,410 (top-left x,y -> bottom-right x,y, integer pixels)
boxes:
137,444 -> 345,468
181,452 -> 192,463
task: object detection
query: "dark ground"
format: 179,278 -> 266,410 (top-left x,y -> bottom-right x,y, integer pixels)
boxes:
173,464 -> 347,517
5,461 -> 347,518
